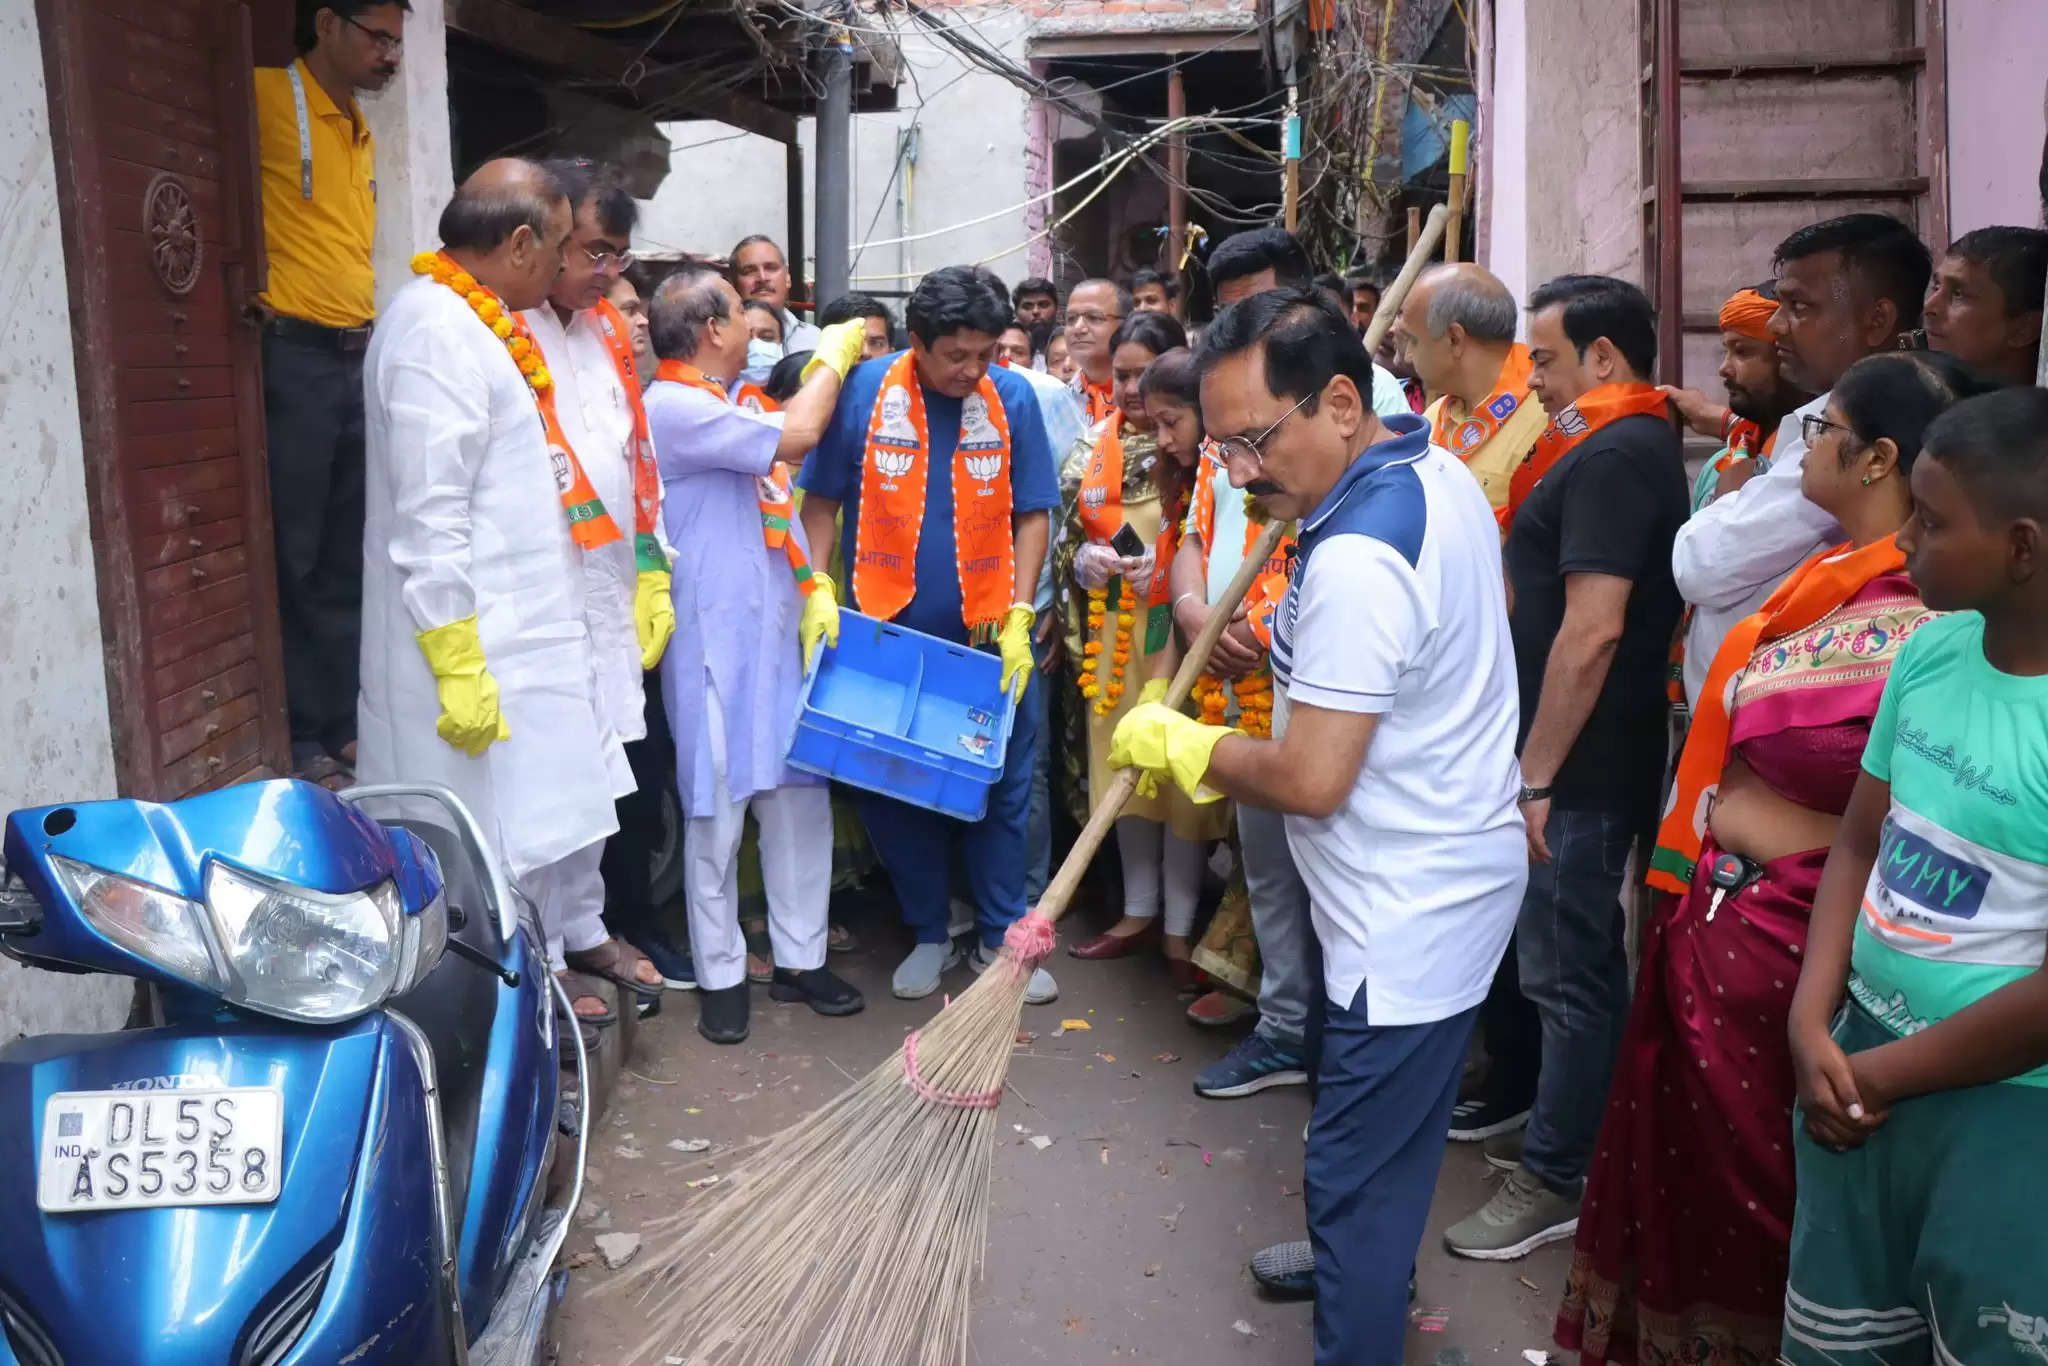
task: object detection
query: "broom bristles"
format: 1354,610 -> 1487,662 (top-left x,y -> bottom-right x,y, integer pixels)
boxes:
613,941 -> 1042,1365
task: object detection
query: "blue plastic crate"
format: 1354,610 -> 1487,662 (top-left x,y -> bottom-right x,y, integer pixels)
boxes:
786,608 -> 1017,821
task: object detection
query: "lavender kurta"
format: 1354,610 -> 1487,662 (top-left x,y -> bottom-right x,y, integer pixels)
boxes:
648,377 -> 824,820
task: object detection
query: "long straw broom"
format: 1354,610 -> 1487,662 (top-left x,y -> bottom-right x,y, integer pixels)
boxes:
617,206 -> 1451,1366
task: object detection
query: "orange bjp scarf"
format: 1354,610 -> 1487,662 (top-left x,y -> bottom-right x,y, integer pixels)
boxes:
1185,463 -> 1293,649
1648,533 -> 1907,895
1501,382 -> 1674,530
1079,376 -> 1117,425
855,350 -> 1015,640
652,359 -> 816,596
589,299 -> 668,573
1077,412 -> 1131,543
1432,344 -> 1534,459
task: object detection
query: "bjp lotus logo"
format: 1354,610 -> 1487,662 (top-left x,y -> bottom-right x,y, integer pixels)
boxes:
966,450 -> 1004,484
873,445 -> 915,479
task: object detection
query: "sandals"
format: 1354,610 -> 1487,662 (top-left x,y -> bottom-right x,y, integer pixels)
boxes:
828,922 -> 859,954
563,938 -> 662,996
554,970 -> 616,1027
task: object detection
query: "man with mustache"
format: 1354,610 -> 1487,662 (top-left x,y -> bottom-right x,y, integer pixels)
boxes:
253,0 -> 410,785
1923,226 -> 2046,386
1672,214 -> 1932,694
729,234 -> 821,351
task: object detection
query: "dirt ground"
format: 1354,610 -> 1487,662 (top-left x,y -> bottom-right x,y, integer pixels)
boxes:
554,904 -> 1571,1366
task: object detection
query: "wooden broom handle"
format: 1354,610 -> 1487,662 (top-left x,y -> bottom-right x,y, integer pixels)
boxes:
1030,204 -> 1449,929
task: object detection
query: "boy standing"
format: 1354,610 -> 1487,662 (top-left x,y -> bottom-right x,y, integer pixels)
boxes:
1784,386 -> 2048,1363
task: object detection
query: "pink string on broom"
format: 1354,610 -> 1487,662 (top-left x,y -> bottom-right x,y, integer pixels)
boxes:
899,912 -> 1057,1109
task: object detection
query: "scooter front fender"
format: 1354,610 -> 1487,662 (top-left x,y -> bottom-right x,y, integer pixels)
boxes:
0,1016 -> 454,1365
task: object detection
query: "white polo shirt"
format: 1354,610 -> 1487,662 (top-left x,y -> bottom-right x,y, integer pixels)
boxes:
1274,429 -> 1528,1024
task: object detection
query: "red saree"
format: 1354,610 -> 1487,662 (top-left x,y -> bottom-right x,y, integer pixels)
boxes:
1556,571 -> 1934,1366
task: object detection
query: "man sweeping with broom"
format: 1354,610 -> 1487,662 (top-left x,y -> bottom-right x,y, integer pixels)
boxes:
1109,287 -> 1529,1365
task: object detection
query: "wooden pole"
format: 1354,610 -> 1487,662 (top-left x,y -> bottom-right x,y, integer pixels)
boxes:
1283,83 -> 1301,232
1167,67 -> 1187,280
1444,118 -> 1470,262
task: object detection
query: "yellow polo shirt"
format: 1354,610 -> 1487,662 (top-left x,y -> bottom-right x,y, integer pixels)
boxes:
253,60 -> 377,328
1425,389 -> 1549,512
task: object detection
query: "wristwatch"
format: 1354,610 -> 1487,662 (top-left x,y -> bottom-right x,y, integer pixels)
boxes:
1517,784 -> 1553,804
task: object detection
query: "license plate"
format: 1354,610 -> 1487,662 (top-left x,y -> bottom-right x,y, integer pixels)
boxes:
37,1087 -> 283,1214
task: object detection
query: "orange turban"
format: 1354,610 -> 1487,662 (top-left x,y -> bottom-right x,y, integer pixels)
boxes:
1718,288 -> 1777,342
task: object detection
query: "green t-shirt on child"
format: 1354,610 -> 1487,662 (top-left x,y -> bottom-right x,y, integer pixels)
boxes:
1849,611 -> 2048,1086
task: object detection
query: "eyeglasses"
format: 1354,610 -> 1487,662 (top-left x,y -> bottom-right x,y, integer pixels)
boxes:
1063,310 -> 1119,329
343,14 -> 404,52
1204,391 -> 1317,470
580,244 -> 636,272
1800,413 -> 1854,446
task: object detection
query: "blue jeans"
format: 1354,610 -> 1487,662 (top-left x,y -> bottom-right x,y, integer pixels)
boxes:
1023,639 -> 1052,905
1306,989 -> 1477,1366
1515,805 -> 1635,1195
857,664 -> 1041,951
1239,801 -> 1316,1051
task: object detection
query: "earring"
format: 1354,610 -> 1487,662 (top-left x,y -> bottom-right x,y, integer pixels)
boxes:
1861,474 -> 1873,486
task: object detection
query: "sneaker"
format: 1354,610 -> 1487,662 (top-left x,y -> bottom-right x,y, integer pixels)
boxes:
770,966 -> 866,1017
1447,1093 -> 1530,1142
967,942 -> 1058,1005
623,928 -> 697,991
1482,1129 -> 1524,1171
892,942 -> 962,1000
1249,1240 -> 1315,1300
1194,1034 -> 1309,1099
1442,1165 -> 1580,1261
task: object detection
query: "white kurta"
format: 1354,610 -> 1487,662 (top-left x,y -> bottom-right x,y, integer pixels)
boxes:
357,275 -> 618,880
522,306 -> 644,798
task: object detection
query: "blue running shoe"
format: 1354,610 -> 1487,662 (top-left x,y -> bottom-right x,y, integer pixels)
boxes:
1193,1034 -> 1308,1098
624,928 -> 697,991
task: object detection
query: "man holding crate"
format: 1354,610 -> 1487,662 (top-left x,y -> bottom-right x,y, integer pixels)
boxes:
798,266 -> 1061,1006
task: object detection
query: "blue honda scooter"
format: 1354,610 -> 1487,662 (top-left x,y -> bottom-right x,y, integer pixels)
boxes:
0,779 -> 588,1365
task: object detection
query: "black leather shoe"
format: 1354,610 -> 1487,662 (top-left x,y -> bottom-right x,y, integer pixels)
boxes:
769,967 -> 866,1017
696,983 -> 750,1044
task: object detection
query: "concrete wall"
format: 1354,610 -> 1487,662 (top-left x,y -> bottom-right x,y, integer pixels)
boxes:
0,0 -> 133,1039
1483,0 -> 1641,308
636,5 -> 1037,301
1947,0 -> 2048,235
362,0 -> 456,312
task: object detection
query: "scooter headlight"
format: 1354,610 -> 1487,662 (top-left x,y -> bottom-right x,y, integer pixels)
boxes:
205,864 -> 403,1022
52,857 -> 226,992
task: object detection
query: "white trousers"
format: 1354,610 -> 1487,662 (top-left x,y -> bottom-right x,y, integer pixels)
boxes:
521,838 -> 611,970
684,685 -> 831,991
1115,816 -> 1204,937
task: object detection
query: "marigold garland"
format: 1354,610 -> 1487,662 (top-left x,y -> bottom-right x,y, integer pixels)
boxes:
411,251 -> 553,394
1191,669 -> 1274,737
1076,579 -> 1139,716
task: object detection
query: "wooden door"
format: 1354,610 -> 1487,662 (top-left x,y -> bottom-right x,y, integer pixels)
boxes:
38,0 -> 291,797
1640,0 -> 1950,386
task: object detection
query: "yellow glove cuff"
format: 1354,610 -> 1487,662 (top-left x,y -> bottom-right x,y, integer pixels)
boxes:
1137,678 -> 1170,707
416,616 -> 487,678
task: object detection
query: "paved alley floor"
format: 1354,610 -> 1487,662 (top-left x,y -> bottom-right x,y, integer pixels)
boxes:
554,906 -> 1570,1366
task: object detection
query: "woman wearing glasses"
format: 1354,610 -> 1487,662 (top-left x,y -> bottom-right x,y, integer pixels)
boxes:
1557,350 -> 1999,1366
1051,313 -> 1229,977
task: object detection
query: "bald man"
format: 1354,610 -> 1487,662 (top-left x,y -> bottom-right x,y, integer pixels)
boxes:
359,158 -> 661,1027
1393,264 -> 1548,519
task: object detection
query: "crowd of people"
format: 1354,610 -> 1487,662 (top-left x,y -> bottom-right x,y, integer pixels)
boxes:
266,8 -> 2048,1365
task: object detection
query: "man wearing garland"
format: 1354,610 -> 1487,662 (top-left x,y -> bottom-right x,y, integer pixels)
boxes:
799,266 -> 1062,1005
508,158 -> 678,1016
642,264 -> 870,1044
359,159 -> 647,1017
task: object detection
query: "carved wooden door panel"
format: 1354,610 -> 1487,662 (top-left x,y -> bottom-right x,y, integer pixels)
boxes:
39,0 -> 291,796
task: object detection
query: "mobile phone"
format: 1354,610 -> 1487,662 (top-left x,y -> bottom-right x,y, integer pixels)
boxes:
1110,523 -> 1146,558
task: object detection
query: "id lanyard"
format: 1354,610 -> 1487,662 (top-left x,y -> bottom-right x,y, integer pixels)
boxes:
286,63 -> 314,200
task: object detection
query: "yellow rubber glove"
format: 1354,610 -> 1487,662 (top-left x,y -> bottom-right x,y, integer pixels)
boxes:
800,320 -> 869,383
1136,677 -> 1170,707
634,570 -> 676,671
997,604 -> 1036,704
415,616 -> 511,758
1107,701 -> 1234,804
800,573 -> 842,672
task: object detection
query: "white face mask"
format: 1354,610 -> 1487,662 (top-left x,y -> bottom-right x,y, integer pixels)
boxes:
747,338 -> 784,371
